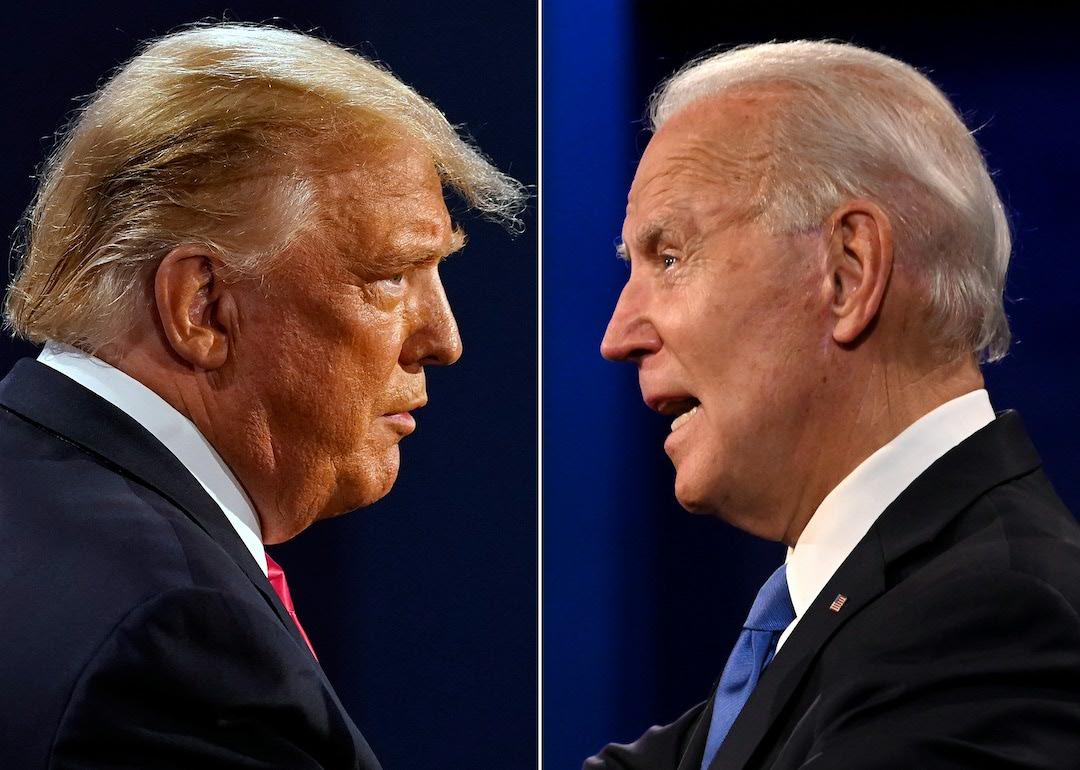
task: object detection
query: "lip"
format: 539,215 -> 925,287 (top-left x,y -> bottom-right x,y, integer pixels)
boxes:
642,390 -> 698,417
381,397 -> 426,435
381,412 -> 417,435
663,407 -> 698,456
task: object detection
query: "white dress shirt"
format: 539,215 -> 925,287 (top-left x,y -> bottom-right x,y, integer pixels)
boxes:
37,341 -> 267,577
775,389 -> 996,652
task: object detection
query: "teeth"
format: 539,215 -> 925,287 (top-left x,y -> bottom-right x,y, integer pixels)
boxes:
670,405 -> 699,432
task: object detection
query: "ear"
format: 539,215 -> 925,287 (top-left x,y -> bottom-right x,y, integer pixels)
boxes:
824,199 -> 894,345
153,245 -> 237,370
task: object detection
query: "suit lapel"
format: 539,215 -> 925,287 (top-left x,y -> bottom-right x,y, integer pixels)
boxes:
675,697 -> 714,770
710,531 -> 886,770
709,411 -> 1042,770
0,359 -> 308,651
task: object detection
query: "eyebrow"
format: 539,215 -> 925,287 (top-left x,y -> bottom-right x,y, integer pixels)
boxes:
616,221 -> 670,262
356,226 -> 466,279
633,222 -> 666,251
446,226 -> 467,258
392,226 -> 467,269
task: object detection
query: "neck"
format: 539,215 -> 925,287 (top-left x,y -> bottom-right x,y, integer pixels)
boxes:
100,339 -> 214,435
779,351 -> 984,546
99,334 -> 275,525
100,336 -> 315,544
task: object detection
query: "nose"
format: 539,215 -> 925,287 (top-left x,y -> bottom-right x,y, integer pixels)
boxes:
401,266 -> 463,370
600,278 -> 661,363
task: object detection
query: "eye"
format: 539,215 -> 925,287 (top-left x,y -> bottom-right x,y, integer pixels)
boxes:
376,272 -> 406,289
662,254 -> 678,270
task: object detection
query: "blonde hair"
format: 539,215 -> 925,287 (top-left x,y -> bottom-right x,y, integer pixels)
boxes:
651,41 -> 1011,363
6,23 -> 525,351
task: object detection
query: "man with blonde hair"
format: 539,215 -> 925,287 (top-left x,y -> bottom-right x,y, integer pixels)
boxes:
0,23 -> 522,768
589,41 -> 1080,768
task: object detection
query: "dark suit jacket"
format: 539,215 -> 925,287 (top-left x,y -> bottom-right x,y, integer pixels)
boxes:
0,359 -> 381,769
586,411 -> 1080,769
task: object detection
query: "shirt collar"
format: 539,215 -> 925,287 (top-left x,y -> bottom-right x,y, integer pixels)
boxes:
785,389 -> 995,623
37,341 -> 267,576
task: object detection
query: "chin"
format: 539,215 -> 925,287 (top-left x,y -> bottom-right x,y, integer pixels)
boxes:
677,476 -> 784,541
674,467 -> 762,535
336,446 -> 401,512
671,446 -> 725,512
673,470 -> 717,516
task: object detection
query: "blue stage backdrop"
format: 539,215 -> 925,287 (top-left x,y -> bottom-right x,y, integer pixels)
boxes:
542,5 -> 1080,768
1,3 -> 536,769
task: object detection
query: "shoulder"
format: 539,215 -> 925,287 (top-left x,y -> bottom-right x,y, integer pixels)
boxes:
46,586 -> 367,769
887,467 -> 1080,621
836,465 -> 1080,663
0,411 -> 207,600
799,566 -> 1080,766
830,565 -> 1080,664
0,411 -> 268,765
799,486 -> 1080,766
981,468 -> 1080,591
0,400 -> 251,588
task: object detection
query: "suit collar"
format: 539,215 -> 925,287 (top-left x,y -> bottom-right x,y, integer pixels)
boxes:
709,410 -> 1042,770
784,389 -> 995,625
37,340 -> 266,576
874,410 -> 1040,564
0,358 -> 310,654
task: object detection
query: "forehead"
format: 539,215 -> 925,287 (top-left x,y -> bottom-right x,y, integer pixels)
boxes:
315,140 -> 457,264
624,93 -> 775,244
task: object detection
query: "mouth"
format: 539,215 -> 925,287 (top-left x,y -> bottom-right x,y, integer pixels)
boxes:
669,402 -> 700,432
381,397 -> 427,434
645,394 -> 702,432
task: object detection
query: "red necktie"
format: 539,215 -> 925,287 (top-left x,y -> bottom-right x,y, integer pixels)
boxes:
265,553 -> 318,661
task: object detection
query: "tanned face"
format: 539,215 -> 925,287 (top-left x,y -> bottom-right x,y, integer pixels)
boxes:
219,140 -> 463,542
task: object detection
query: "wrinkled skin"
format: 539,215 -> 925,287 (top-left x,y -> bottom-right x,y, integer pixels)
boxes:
601,93 -> 984,544
226,144 -> 462,541
602,95 -> 832,540
134,140 -> 465,543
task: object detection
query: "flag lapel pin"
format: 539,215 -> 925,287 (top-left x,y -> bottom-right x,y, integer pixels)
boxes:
829,594 -> 847,612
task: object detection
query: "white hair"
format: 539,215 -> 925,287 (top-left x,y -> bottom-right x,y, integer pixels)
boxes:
650,41 -> 1011,363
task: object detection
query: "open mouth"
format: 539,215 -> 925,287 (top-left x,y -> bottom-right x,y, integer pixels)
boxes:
659,398 -> 701,432
670,403 -> 700,432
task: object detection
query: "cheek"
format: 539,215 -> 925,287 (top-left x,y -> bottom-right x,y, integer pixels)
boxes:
326,293 -> 407,370
337,329 -> 409,430
289,299 -> 405,407
685,296 -> 820,447
237,330 -> 392,462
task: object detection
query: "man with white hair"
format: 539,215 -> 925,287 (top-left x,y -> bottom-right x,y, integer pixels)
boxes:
589,41 -> 1080,768
0,23 -> 522,768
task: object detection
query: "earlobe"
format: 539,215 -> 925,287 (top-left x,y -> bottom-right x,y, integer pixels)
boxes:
826,201 -> 893,346
154,245 -> 233,370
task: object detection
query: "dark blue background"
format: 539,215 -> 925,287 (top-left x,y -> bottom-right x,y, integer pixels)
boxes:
543,4 -> 1080,768
2,3 -> 536,769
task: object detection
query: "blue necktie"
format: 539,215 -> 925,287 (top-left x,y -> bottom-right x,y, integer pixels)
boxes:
700,564 -> 796,770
